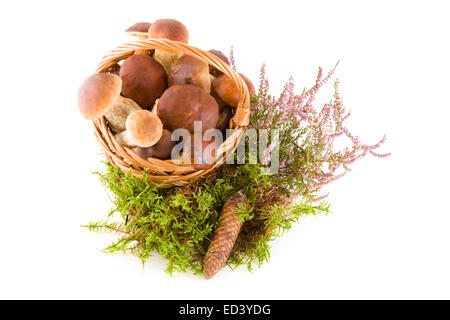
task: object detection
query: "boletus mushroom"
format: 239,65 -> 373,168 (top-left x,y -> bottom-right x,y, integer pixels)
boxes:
125,22 -> 152,39
208,49 -> 230,78
148,19 -> 189,74
125,22 -> 154,56
119,54 -> 168,109
78,73 -> 141,132
126,109 -> 163,148
212,73 -> 255,108
136,129 -> 177,160
157,84 -> 219,133
169,55 -> 210,93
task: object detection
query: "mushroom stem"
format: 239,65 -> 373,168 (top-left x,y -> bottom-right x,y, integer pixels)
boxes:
114,131 -> 137,148
104,96 -> 141,133
151,99 -> 159,116
153,50 -> 180,74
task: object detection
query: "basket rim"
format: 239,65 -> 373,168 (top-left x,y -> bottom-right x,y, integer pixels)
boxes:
93,38 -> 251,187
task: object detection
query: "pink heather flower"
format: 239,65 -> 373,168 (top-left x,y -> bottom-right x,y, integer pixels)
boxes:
279,161 -> 286,168
311,193 -> 330,203
264,141 -> 277,155
228,47 -> 237,71
370,150 -> 391,158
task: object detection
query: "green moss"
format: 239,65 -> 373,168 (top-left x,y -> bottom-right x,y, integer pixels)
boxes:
84,160 -> 329,276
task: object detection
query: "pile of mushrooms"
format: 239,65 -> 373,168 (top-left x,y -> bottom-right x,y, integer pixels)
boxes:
78,19 -> 255,169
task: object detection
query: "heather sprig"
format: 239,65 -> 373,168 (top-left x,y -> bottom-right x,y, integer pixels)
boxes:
251,63 -> 389,201
228,46 -> 237,71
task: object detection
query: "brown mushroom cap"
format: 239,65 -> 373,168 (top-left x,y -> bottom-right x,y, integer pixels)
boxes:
78,73 -> 122,120
126,110 -> 163,147
148,19 -> 189,43
212,73 -> 255,107
157,85 -> 219,133
208,49 -> 230,77
120,54 -> 168,109
136,129 -> 177,160
169,55 -> 210,92
125,22 -> 152,37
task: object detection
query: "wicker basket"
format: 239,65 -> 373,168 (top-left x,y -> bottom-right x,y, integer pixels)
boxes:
93,38 -> 251,187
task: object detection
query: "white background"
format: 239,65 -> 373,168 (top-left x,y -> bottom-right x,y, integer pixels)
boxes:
0,0 -> 449,299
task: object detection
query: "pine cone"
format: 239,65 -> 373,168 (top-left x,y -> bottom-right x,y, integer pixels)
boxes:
204,190 -> 248,279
